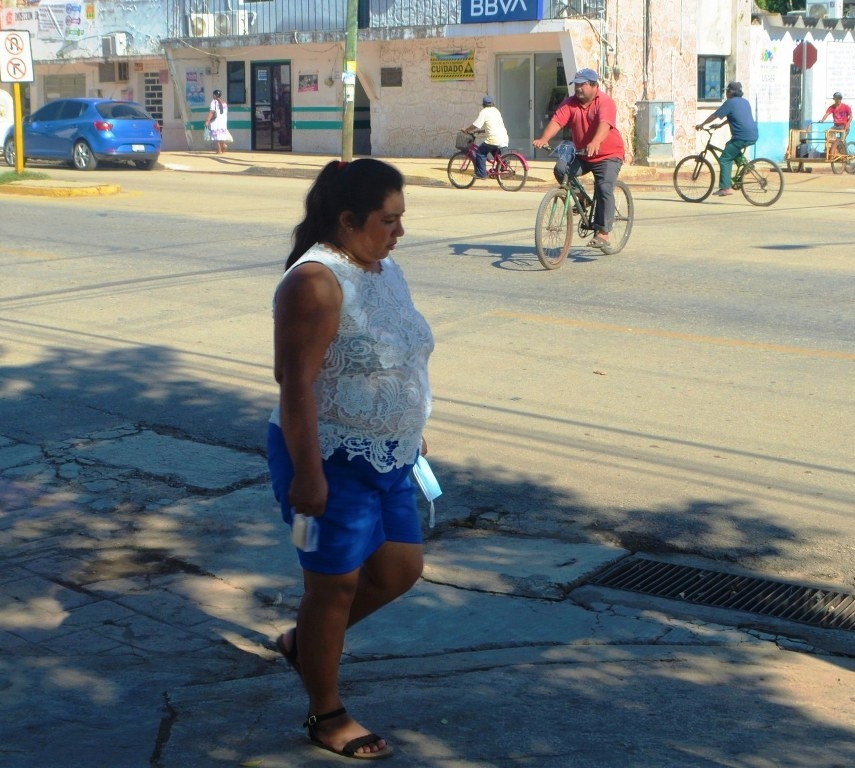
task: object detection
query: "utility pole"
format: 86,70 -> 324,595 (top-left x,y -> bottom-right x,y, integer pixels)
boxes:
341,0 -> 358,160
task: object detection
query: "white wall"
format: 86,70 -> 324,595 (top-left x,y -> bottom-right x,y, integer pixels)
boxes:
697,0 -> 733,54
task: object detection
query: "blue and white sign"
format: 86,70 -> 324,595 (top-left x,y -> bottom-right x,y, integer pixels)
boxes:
462,0 -> 544,23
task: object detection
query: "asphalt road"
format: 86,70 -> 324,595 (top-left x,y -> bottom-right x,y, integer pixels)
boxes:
2,167 -> 854,589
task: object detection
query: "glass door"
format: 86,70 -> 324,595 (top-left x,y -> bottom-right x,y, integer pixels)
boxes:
252,62 -> 292,151
497,55 -> 531,155
498,53 -> 569,160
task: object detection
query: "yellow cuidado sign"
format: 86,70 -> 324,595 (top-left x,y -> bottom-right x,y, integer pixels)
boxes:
430,51 -> 475,82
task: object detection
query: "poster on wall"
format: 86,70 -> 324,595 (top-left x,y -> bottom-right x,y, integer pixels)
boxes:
1,8 -> 39,34
430,51 -> 475,82
752,40 -> 789,124
825,44 -> 855,103
186,71 -> 206,107
37,4 -> 71,40
298,72 -> 318,93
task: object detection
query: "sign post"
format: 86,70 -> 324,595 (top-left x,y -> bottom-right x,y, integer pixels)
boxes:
1,29 -> 35,174
341,0 -> 357,161
793,40 -> 817,129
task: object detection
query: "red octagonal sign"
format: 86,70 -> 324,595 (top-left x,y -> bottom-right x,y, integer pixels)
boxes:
793,41 -> 818,69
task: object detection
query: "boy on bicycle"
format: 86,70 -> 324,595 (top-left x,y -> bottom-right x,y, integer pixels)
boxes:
533,68 -> 625,249
462,96 -> 509,180
695,81 -> 758,197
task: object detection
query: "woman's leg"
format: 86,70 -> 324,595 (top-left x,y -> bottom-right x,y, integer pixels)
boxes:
348,541 -> 423,628
298,567 -> 390,756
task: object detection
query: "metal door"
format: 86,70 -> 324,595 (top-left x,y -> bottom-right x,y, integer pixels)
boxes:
252,62 -> 292,151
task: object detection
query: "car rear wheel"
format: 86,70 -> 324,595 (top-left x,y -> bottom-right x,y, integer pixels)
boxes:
3,138 -> 18,167
133,159 -> 155,170
72,141 -> 98,170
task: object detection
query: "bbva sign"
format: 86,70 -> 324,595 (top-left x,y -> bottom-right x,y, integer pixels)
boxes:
462,0 -> 545,23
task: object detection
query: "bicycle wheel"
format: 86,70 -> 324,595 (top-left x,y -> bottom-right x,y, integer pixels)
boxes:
673,155 -> 715,202
846,142 -> 855,175
447,152 -> 475,188
535,188 -> 573,270
496,152 -> 528,191
829,140 -> 847,175
740,158 -> 784,207
601,180 -> 634,255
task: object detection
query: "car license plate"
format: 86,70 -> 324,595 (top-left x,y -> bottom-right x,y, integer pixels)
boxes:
132,144 -> 145,152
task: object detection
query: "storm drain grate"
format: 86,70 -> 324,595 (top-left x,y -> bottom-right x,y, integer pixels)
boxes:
587,556 -> 855,632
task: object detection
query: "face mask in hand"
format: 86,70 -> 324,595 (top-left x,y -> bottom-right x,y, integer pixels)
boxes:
412,455 -> 442,528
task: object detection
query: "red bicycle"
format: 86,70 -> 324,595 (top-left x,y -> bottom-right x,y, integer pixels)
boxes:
447,131 -> 529,191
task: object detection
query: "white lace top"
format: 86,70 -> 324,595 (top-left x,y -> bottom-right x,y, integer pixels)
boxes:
270,244 -> 434,472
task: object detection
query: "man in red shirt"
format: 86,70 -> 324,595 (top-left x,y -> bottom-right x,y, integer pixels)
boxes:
534,67 -> 625,249
819,92 -> 852,137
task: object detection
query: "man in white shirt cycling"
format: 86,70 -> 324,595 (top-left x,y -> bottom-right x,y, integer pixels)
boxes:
462,95 -> 510,179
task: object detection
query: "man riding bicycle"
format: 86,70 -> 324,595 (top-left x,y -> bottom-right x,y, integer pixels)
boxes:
462,95 -> 509,180
533,67 -> 625,249
819,92 -> 852,137
695,81 -> 758,197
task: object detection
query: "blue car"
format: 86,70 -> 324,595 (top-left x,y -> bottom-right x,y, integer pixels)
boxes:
3,98 -> 162,171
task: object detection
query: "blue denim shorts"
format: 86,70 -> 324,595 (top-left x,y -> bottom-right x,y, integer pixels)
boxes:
267,422 -> 422,575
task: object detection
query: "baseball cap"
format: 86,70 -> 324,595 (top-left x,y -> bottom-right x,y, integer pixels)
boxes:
482,95 -> 493,106
833,91 -> 843,99
572,68 -> 599,84
725,81 -> 742,94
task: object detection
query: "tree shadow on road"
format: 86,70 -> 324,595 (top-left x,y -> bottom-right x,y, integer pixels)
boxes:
2,342 -> 854,767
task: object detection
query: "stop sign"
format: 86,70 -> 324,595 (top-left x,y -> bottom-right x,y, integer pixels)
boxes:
793,41 -> 817,69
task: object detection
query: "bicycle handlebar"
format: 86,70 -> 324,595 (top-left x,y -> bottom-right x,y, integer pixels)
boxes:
540,144 -> 588,155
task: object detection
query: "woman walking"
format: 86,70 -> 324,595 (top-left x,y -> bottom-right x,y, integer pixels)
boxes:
267,158 -> 434,759
205,89 -> 230,154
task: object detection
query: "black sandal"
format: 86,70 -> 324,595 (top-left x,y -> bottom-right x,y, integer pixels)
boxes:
274,628 -> 300,677
304,707 -> 393,760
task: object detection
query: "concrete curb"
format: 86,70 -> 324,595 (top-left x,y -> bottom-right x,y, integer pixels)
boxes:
0,182 -> 121,197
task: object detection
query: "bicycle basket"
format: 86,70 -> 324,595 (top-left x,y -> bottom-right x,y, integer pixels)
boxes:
455,131 -> 474,151
551,141 -> 577,164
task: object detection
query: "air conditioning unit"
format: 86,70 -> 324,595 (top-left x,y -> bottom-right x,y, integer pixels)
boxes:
101,32 -> 128,57
808,1 -> 839,18
187,13 -> 215,37
213,11 -> 251,35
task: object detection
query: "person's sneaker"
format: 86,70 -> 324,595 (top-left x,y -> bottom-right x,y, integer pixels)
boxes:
714,188 -> 733,196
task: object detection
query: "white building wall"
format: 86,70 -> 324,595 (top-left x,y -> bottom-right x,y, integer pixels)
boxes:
698,0 -> 733,55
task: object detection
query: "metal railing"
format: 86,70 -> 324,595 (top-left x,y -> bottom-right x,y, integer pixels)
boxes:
168,0 -> 604,39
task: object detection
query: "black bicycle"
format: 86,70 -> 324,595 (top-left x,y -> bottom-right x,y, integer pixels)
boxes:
673,125 -> 784,206
534,142 -> 634,270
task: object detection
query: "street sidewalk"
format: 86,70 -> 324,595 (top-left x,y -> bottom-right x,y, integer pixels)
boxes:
156,149 -> 663,189
2,148 -> 846,197
3,410 -> 855,767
